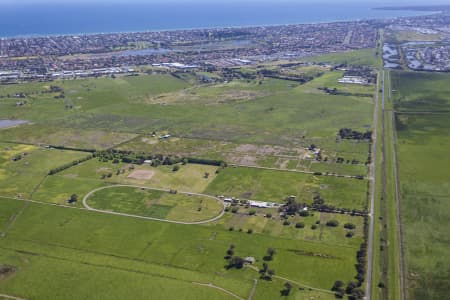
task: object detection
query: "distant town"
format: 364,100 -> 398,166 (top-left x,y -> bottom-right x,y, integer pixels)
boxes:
0,11 -> 449,82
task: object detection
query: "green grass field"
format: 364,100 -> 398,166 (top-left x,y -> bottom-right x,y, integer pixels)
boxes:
393,70 -> 450,300
86,186 -> 223,222
1,71 -> 372,146
0,59 -> 378,299
0,198 -> 359,299
303,48 -> 379,67
0,143 -> 89,198
206,166 -> 368,210
391,71 -> 450,112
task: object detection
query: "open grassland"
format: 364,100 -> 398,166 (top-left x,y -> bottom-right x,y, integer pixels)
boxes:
0,143 -> 88,198
0,74 -> 189,122
393,70 -> 450,300
391,71 -> 450,112
387,30 -> 442,43
206,167 -> 368,210
0,62 -> 376,299
61,160 -> 217,192
0,198 -> 360,299
86,186 -> 223,222
303,48 -> 378,67
117,135 -> 369,176
0,124 -> 137,150
31,160 -> 218,206
396,114 -> 450,300
141,77 -> 295,105
1,71 -> 372,146
209,206 -> 365,248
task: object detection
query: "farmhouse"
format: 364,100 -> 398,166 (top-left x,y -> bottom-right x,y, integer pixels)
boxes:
249,200 -> 279,208
338,76 -> 369,85
244,257 -> 256,264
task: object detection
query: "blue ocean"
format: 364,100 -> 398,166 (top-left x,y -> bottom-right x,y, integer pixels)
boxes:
0,2 -> 431,37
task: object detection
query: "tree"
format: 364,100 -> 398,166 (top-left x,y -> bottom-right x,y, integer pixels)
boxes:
326,220 -> 339,227
346,281 -> 359,294
281,282 -> 292,296
68,194 -> 78,203
332,280 -> 345,298
228,256 -> 244,269
264,248 -> 276,261
260,263 -> 268,274
295,222 -> 305,228
204,172 -> 210,178
344,223 -> 356,229
350,288 -> 365,300
299,210 -> 309,217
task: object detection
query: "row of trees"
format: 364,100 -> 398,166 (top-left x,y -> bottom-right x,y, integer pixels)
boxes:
48,154 -> 94,175
94,150 -> 226,167
332,216 -> 368,299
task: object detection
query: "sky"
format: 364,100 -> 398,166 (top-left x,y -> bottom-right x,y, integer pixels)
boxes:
0,0 -> 448,4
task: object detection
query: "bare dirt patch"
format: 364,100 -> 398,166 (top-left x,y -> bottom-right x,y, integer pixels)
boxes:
127,170 -> 155,180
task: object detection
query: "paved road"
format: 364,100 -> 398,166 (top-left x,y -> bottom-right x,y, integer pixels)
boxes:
365,69 -> 382,300
82,185 -> 226,225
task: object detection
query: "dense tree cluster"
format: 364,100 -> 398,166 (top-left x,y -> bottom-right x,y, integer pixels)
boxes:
338,128 -> 372,141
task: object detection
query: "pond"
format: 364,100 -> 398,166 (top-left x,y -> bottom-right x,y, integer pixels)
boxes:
0,120 -> 28,129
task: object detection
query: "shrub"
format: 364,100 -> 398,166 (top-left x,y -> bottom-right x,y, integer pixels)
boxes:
311,224 -> 318,230
299,210 -> 309,217
265,213 -> 272,218
344,223 -> 356,229
346,231 -> 354,238
326,220 -> 339,227
295,222 -> 305,228
247,229 -> 253,234
249,210 -> 256,215
231,207 -> 239,213
283,220 -> 290,226
172,165 -> 180,172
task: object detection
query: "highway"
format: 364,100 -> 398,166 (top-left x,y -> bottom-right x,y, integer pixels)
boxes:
365,69 -> 383,300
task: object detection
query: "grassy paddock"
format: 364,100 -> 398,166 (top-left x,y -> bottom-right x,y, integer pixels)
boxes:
86,186 -> 223,222
0,143 -> 88,198
392,70 -> 450,300
206,166 -> 368,210
0,199 -> 361,298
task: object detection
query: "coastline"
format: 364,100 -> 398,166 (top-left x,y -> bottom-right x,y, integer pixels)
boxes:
0,6 -> 435,39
